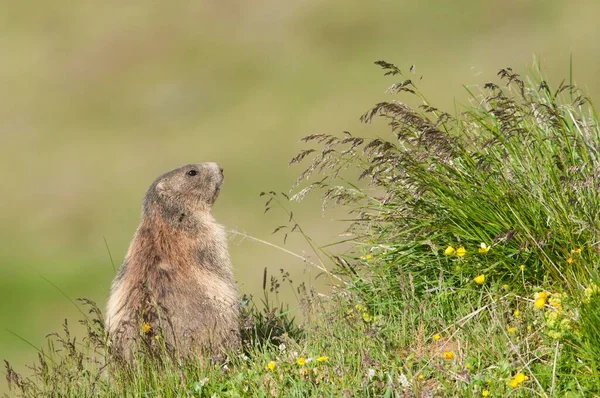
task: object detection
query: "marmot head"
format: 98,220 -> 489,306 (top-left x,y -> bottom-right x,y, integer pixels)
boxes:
143,163 -> 224,221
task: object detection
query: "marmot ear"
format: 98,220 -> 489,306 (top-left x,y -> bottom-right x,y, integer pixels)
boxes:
156,180 -> 167,192
154,180 -> 171,200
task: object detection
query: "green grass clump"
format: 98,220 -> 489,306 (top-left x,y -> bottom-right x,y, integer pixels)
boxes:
4,62 -> 600,397
293,60 -> 600,305
289,60 -> 600,395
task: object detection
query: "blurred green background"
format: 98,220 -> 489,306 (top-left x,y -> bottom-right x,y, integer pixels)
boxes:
2,0 -> 600,387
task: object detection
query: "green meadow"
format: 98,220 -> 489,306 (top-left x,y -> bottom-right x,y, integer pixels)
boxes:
2,1 -> 600,396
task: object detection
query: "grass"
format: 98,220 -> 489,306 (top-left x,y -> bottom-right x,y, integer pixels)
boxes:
5,0 -> 600,376
4,61 -> 600,397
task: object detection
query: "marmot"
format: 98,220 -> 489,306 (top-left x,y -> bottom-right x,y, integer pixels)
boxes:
105,162 -> 240,360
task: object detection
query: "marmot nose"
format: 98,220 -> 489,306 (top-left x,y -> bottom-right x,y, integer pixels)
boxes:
206,162 -> 224,176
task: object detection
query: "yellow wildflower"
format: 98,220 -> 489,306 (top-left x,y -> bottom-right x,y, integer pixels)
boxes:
566,256 -> 574,264
479,242 -> 490,253
442,351 -> 455,360
143,322 -> 151,334
362,312 -> 379,323
433,333 -> 441,341
519,264 -> 525,271
508,327 -> 516,334
316,356 -> 329,362
514,373 -> 529,383
267,361 -> 276,371
444,245 -> 455,255
537,291 -> 550,300
297,357 -> 306,366
418,374 -> 424,380
534,298 -> 546,309
513,309 -> 520,318
534,291 -> 549,309
509,372 -> 529,388
482,390 -> 490,397
456,247 -> 467,257
474,274 -> 485,285
571,248 -> 582,254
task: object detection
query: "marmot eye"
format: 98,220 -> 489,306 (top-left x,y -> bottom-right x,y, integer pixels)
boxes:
186,170 -> 198,176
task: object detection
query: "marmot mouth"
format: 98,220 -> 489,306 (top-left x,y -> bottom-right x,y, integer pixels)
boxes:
208,175 -> 223,205
209,186 -> 221,204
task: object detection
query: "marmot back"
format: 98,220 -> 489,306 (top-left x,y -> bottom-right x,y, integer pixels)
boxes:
105,162 -> 240,360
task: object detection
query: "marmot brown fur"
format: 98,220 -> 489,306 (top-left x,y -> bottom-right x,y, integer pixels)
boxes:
105,163 -> 240,360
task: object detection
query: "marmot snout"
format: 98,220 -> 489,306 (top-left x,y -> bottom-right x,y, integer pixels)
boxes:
106,163 -> 240,360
